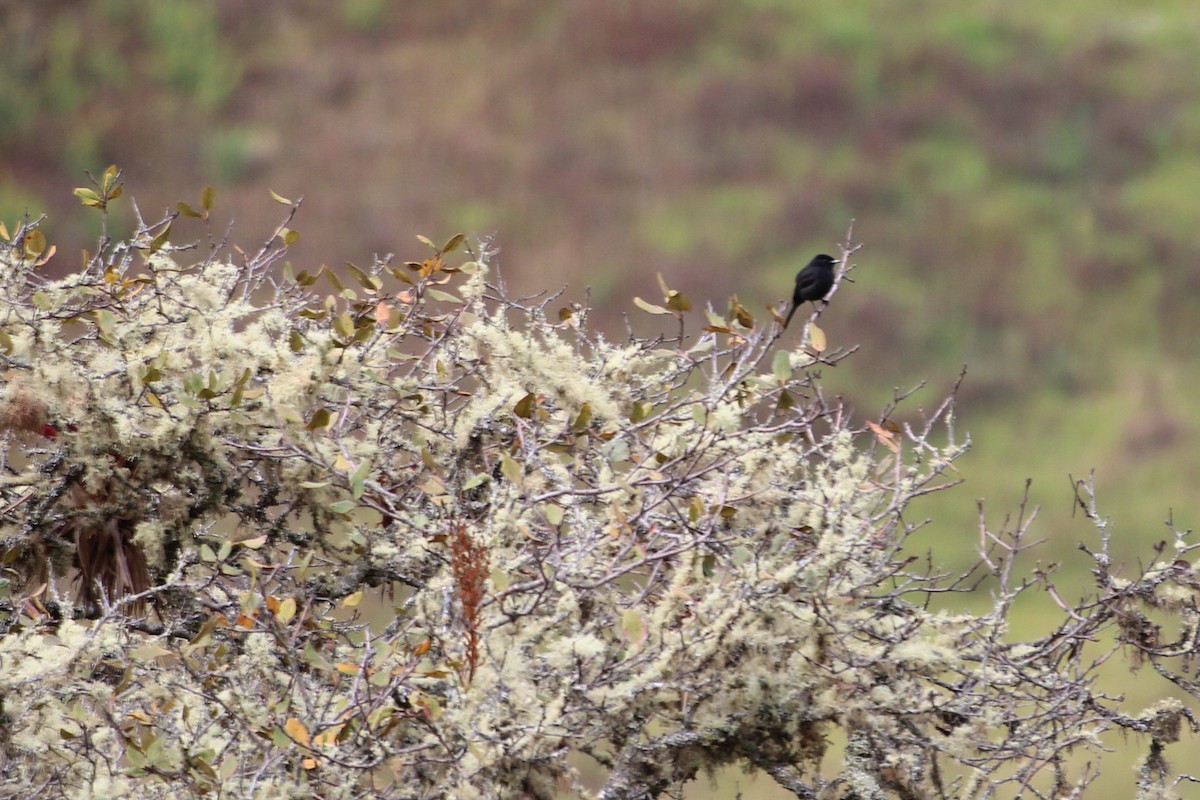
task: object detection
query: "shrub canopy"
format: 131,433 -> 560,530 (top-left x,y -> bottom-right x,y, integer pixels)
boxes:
0,181 -> 1196,799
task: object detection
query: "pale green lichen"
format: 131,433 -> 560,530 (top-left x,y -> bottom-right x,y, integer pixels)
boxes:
0,235 -> 1144,799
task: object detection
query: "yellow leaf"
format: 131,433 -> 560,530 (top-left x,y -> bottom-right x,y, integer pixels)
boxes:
23,230 -> 46,258
313,724 -> 343,747
809,323 -> 827,352
633,296 -> 672,315
284,717 -> 311,747
867,420 -> 900,453
729,296 -> 753,328
276,597 -> 297,623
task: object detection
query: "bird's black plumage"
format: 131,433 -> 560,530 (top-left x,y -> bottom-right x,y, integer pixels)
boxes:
784,253 -> 837,328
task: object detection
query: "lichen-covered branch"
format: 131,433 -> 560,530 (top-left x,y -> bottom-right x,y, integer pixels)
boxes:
0,189 -> 1195,799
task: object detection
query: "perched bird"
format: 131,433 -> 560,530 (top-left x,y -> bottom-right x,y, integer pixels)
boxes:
784,253 -> 838,328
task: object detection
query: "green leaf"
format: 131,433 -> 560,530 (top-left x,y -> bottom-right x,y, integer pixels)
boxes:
772,349 -> 792,382
94,308 -> 116,340
101,164 -> 120,194
350,459 -> 371,499
500,454 -> 521,484
570,403 -> 593,432
126,745 -> 147,770
665,290 -> 691,312
150,222 -> 171,254
346,262 -> 381,292
328,499 -> 356,515
306,407 -> 332,431
333,312 -> 354,340
269,189 -> 292,205
201,185 -> 216,211
490,568 -> 510,592
442,233 -> 465,253
425,288 -> 460,304
462,472 -> 491,491
73,188 -> 104,208
602,439 -> 630,463
621,609 -> 647,645
514,392 -> 537,419
325,269 -> 346,293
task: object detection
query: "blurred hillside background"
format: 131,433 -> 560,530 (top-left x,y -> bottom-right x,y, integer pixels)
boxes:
3,2 -> 1200,796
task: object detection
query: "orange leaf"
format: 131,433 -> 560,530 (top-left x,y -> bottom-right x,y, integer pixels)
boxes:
867,421 -> 900,453
285,717 -> 311,747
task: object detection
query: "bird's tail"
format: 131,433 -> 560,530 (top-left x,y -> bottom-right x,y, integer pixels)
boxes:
783,302 -> 799,328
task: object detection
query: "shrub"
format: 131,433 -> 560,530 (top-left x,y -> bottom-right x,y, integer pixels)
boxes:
0,174 -> 1195,799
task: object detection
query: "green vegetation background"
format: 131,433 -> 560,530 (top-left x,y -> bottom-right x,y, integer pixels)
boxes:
4,2 -> 1199,795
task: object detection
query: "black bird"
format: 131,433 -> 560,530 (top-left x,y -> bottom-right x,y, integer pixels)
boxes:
784,253 -> 837,328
